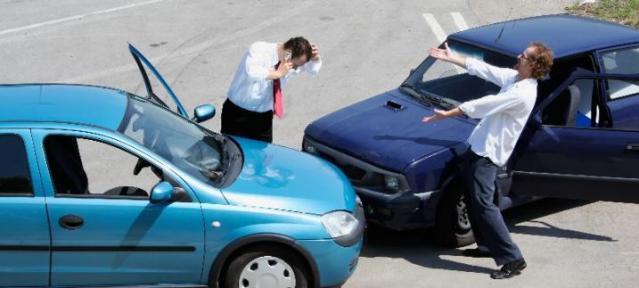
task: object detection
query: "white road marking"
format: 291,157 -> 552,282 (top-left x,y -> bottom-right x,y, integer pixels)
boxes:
422,13 -> 447,43
423,13 -> 466,73
0,0 -> 172,37
450,12 -> 469,31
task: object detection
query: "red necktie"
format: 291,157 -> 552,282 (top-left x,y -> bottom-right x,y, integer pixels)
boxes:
273,62 -> 284,118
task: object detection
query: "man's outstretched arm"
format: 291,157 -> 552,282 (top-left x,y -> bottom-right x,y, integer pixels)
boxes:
421,107 -> 465,123
429,42 -> 516,87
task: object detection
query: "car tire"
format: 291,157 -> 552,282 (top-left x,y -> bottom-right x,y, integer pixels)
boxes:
434,185 -> 475,248
223,245 -> 310,288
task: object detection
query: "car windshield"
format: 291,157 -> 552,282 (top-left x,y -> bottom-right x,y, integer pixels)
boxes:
402,40 -> 516,108
118,95 -> 241,187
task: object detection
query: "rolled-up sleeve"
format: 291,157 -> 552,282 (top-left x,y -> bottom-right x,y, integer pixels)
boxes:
459,93 -> 522,119
465,58 -> 517,88
306,59 -> 322,76
244,43 -> 270,81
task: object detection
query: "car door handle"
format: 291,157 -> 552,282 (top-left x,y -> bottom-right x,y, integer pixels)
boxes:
626,144 -> 639,151
59,214 -> 84,230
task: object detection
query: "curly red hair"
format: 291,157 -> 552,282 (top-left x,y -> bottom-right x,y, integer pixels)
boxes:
528,42 -> 554,80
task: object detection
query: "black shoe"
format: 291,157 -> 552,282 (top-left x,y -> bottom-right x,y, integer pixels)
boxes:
491,259 -> 527,279
461,248 -> 491,258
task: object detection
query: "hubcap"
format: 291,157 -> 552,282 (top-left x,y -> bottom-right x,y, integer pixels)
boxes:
456,195 -> 472,231
239,256 -> 296,288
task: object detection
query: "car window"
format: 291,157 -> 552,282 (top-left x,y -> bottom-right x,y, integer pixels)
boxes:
602,46 -> 639,74
542,79 -> 601,128
44,135 -> 170,199
606,79 -> 639,101
601,46 -> 639,100
0,134 -> 33,195
405,40 -> 515,105
118,96 -> 240,187
136,62 -> 182,116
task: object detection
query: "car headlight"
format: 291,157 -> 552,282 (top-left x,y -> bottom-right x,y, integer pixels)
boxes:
321,211 -> 362,246
384,175 -> 401,191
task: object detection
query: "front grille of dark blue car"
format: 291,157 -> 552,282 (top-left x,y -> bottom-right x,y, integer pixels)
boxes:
317,150 -> 367,181
304,137 -> 408,195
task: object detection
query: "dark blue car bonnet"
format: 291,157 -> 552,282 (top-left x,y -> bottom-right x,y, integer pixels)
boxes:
305,89 -> 476,173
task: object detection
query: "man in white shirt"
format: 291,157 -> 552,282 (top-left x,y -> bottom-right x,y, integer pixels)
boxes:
423,42 -> 553,279
221,36 -> 321,143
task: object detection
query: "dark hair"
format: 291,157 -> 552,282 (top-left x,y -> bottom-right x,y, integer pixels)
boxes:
529,42 -> 554,80
283,36 -> 313,60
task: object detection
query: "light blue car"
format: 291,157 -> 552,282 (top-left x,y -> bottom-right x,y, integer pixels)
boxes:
0,44 -> 363,288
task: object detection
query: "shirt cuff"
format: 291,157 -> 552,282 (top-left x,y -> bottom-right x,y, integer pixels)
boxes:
306,58 -> 322,75
458,102 -> 475,118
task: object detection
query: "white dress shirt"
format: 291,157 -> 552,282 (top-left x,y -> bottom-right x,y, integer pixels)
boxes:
458,58 -> 538,167
226,41 -> 322,112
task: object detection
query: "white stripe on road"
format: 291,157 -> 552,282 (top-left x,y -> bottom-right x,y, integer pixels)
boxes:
423,12 -> 465,73
422,13 -> 447,43
450,12 -> 469,31
0,0 -> 172,37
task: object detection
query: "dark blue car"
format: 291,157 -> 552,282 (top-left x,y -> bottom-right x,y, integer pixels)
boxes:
303,14 -> 639,247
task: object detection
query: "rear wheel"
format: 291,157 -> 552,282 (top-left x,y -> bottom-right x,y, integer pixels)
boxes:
434,185 -> 475,247
223,245 -> 310,288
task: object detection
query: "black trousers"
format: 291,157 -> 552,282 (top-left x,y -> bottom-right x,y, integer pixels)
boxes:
221,99 -> 273,143
463,151 -> 523,266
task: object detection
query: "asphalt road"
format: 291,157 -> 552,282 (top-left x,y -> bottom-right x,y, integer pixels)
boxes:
2,0 -> 639,287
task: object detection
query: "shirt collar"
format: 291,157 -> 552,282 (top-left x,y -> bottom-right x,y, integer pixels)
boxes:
514,77 -> 537,87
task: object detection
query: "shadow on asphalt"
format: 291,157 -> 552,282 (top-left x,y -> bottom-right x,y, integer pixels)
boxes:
360,198 -> 615,274
502,198 -> 616,242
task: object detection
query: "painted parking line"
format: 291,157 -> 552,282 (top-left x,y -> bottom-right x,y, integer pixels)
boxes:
423,12 -> 470,73
450,12 -> 469,31
422,13 -> 447,43
0,0 -> 173,37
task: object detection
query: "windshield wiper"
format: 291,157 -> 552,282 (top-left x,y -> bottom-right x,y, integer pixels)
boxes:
399,83 -> 431,105
400,83 -> 445,108
400,83 -> 459,110
438,97 -> 458,110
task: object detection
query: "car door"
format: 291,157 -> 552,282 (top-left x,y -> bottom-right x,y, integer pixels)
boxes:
129,44 -> 190,118
32,128 -> 205,286
0,129 -> 50,287
511,69 -> 639,203
598,44 -> 639,130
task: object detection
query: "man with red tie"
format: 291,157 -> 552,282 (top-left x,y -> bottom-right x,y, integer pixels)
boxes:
221,36 -> 321,143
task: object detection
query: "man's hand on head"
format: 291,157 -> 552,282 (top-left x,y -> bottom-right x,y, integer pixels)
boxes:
311,44 -> 320,61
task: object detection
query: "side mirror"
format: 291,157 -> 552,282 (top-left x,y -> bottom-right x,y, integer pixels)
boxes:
150,181 -> 174,204
192,104 -> 216,123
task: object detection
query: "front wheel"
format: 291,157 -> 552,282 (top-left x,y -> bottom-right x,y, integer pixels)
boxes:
434,186 -> 475,247
223,245 -> 310,288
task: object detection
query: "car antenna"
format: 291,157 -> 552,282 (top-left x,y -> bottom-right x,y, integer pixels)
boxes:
495,7 -> 514,44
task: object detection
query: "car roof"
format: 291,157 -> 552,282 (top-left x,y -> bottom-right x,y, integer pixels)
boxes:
449,14 -> 639,59
0,84 -> 129,130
